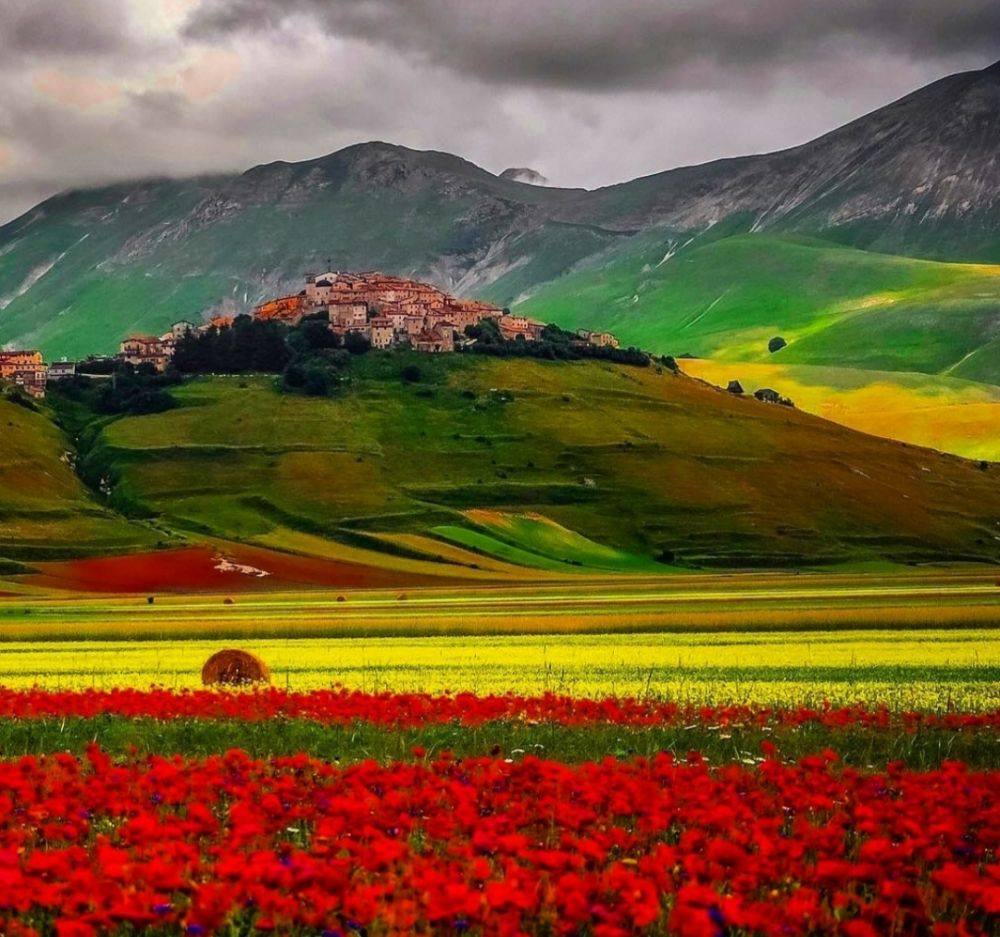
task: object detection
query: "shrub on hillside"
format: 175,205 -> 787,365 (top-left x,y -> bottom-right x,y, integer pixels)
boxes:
3,388 -> 38,412
93,364 -> 181,416
344,331 -> 372,355
401,364 -> 422,383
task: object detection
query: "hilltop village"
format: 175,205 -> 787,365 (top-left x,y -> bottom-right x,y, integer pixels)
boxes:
0,273 -> 619,398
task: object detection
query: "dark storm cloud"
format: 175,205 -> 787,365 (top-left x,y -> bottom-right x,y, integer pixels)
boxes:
184,0 -> 1000,90
0,0 -> 133,58
0,0 -> 996,224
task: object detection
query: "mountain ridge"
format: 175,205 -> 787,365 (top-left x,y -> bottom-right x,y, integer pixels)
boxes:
1,61 -> 999,360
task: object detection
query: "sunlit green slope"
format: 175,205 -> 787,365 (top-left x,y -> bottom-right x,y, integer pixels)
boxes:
519,234 -> 1000,384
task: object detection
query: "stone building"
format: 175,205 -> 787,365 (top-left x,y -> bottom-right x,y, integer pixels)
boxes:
413,322 -> 455,353
499,312 -> 545,342
577,329 -> 620,348
120,336 -> 170,372
47,360 -> 77,382
369,316 -> 396,350
0,350 -> 47,398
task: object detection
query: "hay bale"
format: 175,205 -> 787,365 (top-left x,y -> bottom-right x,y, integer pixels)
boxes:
201,649 -> 271,687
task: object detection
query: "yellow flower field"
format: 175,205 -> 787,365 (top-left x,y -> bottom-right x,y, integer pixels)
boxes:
3,629 -> 998,710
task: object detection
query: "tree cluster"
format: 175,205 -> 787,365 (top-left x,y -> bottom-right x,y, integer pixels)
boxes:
172,316 -> 292,374
169,314 -> 375,397
464,320 -> 650,367
282,316 -> 370,396
91,365 -> 181,416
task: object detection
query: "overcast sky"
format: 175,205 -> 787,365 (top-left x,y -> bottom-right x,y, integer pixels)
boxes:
0,0 -> 997,224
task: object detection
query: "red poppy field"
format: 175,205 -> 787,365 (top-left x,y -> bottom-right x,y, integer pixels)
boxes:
0,689 -> 997,936
21,546 -> 459,595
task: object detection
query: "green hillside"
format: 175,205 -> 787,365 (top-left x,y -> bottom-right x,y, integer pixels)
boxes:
519,234 -> 1000,383
0,395 -> 159,563
54,355 -> 1000,568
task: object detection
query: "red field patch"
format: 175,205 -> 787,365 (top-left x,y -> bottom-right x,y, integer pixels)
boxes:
22,544 -> 456,594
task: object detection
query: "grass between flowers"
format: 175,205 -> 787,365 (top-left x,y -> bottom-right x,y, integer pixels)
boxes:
0,689 -> 998,769
2,715 -> 999,771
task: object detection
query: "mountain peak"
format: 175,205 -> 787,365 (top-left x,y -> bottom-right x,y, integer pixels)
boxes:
500,167 -> 550,186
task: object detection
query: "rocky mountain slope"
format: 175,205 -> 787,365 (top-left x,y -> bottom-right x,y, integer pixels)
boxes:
0,61 -> 998,360
577,60 -> 1000,258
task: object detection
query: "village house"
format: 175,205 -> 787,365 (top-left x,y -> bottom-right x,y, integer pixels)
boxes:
119,336 -> 170,373
413,321 -> 455,353
576,328 -> 620,349
167,321 -> 197,340
327,303 -> 369,335
369,316 -> 396,350
0,350 -> 48,398
442,299 -> 503,333
255,295 -> 307,325
46,360 -> 77,382
498,312 -> 545,342
156,320 -> 199,357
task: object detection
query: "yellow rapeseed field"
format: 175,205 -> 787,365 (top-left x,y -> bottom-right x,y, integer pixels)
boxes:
2,629 -> 998,710
680,358 -> 1000,460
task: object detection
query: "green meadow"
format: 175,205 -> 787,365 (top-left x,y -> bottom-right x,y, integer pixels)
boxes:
520,233 -> 1000,384
0,394 -> 158,562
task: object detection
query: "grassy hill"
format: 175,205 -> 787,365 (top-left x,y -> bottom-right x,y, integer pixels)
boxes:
518,234 -> 1000,384
0,395 -> 160,564
52,355 -> 1000,569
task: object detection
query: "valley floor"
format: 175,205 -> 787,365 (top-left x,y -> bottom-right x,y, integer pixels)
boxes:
2,567 -> 998,708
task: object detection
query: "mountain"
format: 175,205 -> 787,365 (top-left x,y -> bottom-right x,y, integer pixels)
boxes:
6,357 -> 1000,569
576,60 -> 1000,258
0,61 -> 999,363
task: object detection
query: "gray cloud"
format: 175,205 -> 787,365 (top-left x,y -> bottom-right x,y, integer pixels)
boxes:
184,0 -> 1000,90
0,0 -> 135,58
0,0 -> 996,225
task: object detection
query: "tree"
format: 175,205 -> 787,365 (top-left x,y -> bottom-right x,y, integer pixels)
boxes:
344,330 -> 371,355
305,320 -> 340,351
